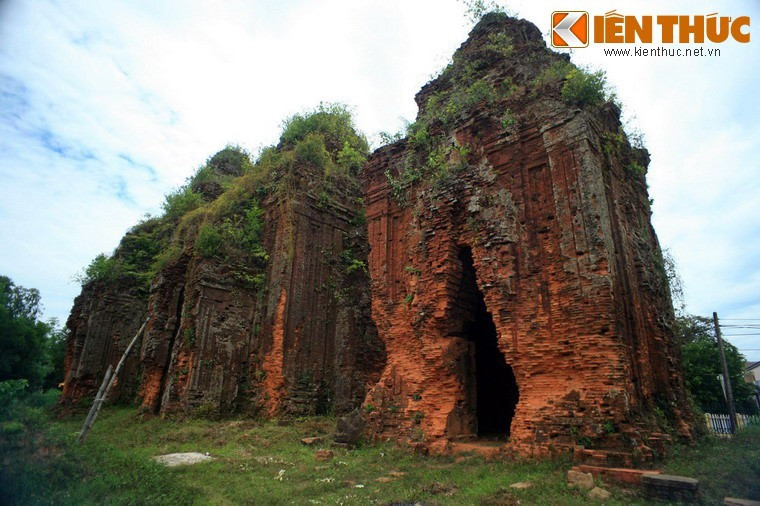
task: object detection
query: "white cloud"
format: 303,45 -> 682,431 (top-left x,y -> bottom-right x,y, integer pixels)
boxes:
0,0 -> 758,359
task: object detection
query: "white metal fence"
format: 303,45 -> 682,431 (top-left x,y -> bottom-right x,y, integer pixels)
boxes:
704,413 -> 760,435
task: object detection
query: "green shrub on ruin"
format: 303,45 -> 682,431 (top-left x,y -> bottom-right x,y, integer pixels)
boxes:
336,141 -> 366,174
205,145 -> 254,175
561,68 -> 608,107
295,132 -> 332,170
195,224 -> 223,258
83,106 -> 368,293
162,186 -> 203,221
280,103 -> 368,158
531,60 -> 574,90
77,254 -> 118,285
77,216 -> 169,290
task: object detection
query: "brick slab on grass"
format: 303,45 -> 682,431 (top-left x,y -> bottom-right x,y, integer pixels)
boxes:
642,473 -> 699,502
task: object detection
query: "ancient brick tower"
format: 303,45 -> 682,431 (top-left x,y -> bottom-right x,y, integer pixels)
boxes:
62,14 -> 695,463
361,15 -> 694,463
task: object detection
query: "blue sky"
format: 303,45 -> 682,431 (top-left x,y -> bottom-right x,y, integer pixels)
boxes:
0,0 -> 758,359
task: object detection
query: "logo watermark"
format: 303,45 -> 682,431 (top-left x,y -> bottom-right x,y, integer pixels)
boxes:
603,46 -> 721,57
551,10 -> 750,52
551,11 -> 589,48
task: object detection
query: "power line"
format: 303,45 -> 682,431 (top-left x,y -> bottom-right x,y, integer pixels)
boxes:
723,333 -> 760,337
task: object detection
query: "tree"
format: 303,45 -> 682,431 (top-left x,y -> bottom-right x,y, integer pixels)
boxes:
676,314 -> 756,414
0,276 -> 62,390
43,318 -> 67,390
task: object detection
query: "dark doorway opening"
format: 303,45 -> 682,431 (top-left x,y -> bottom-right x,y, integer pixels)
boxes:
458,246 -> 519,438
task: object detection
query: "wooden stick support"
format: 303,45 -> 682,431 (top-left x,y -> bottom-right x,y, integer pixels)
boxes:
77,319 -> 147,443
77,365 -> 112,443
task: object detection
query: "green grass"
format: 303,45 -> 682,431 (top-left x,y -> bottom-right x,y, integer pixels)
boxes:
2,399 -> 759,505
663,424 -> 760,503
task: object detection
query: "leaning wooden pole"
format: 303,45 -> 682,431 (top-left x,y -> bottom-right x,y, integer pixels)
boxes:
77,319 -> 148,443
77,364 -> 112,443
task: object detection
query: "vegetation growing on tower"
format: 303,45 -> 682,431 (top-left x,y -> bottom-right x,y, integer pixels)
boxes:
381,10 -> 628,206
77,104 -> 368,292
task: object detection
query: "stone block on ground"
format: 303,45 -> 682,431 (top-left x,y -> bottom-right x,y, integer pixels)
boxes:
153,452 -> 213,467
510,481 -> 532,489
572,465 -> 661,485
333,408 -> 365,446
724,498 -> 760,506
588,487 -> 611,500
315,449 -> 334,462
642,473 -> 699,503
567,469 -> 594,489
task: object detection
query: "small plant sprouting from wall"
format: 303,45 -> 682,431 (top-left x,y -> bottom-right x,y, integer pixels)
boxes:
501,109 -> 516,131
601,130 -> 624,156
183,326 -> 196,347
384,22 -> 519,206
350,205 -> 366,227
627,161 -> 646,177
405,265 -> 421,277
341,248 -> 368,275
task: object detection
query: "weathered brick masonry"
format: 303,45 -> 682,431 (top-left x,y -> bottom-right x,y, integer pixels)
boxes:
62,15 -> 694,462
64,162 -> 385,418
361,16 -> 694,463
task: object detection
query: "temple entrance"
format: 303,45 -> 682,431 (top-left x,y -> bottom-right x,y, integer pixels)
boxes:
458,247 -> 519,438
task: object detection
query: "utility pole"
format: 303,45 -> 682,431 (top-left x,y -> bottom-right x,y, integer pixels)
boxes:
713,311 -> 738,434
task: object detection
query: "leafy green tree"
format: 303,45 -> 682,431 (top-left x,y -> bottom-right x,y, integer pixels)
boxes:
676,314 -> 756,414
43,318 -> 67,390
0,276 -> 52,389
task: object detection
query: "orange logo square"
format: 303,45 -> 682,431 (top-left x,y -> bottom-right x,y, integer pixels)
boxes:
551,11 -> 589,48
